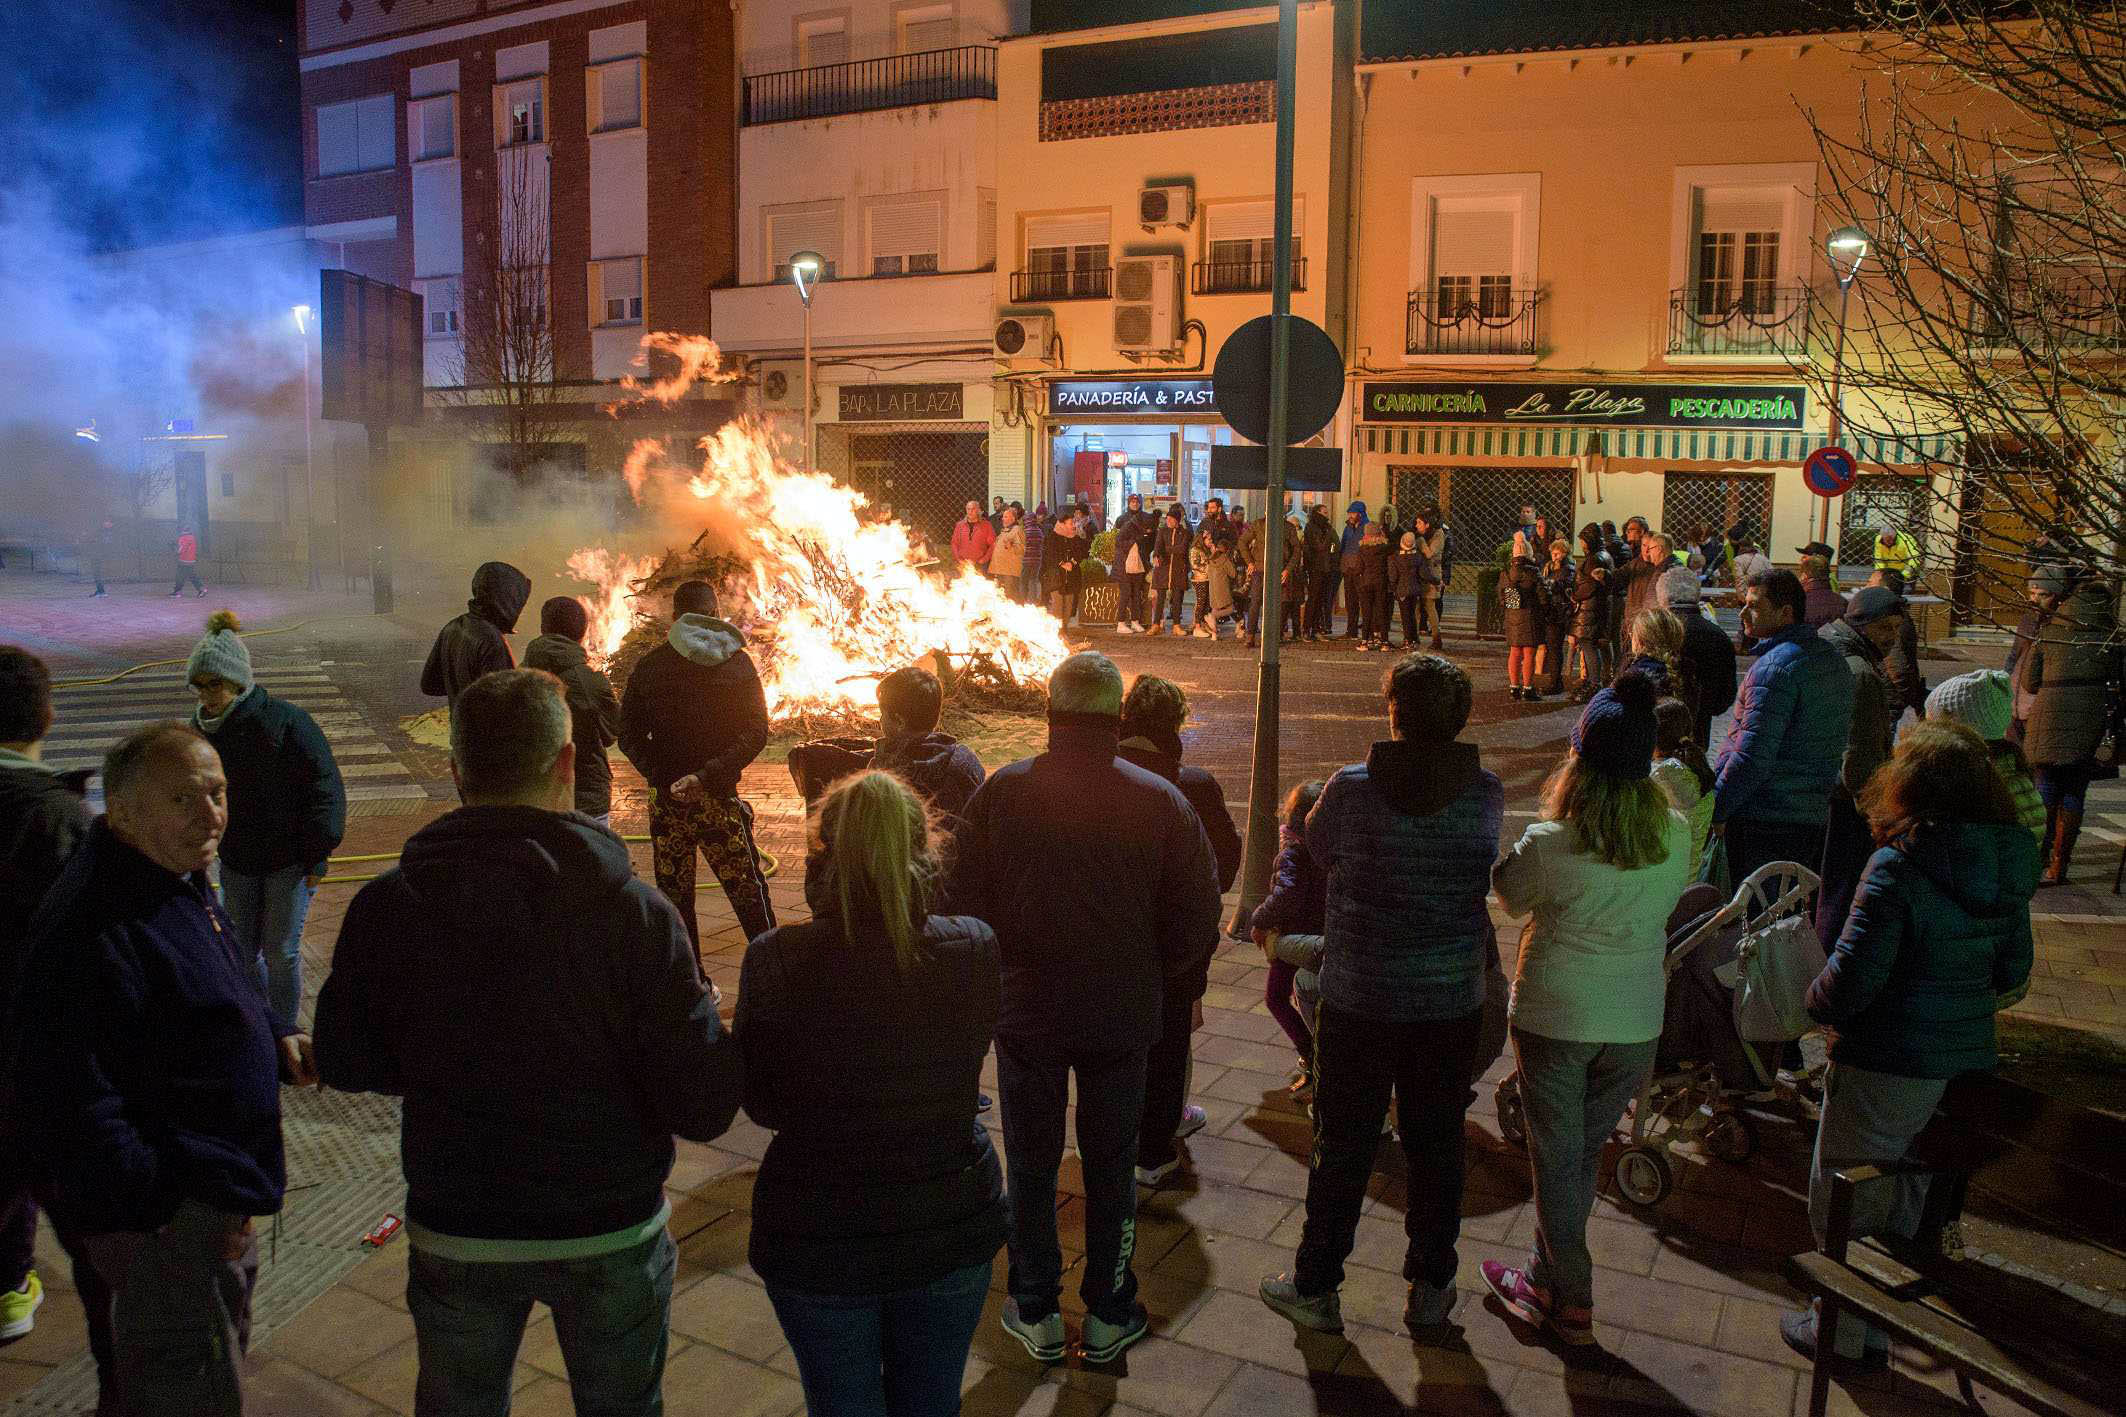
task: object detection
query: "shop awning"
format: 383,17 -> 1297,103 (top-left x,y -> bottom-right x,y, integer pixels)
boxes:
1357,424 -> 1958,466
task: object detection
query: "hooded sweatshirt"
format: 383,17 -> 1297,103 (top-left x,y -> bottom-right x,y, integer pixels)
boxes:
197,685 -> 346,876
617,614 -> 769,797
315,807 -> 740,1247
421,561 -> 532,709
1305,739 -> 1503,1022
1807,820 -> 2037,1077
521,634 -> 623,818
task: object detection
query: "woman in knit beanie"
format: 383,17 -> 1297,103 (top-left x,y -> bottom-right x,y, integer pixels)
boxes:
1928,669 -> 2045,843
1483,672 -> 1692,1346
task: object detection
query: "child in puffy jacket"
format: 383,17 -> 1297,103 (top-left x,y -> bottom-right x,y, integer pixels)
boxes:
1250,780 -> 1327,1094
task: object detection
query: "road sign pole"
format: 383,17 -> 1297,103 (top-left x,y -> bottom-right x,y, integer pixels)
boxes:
1231,0 -> 1300,937
1819,279 -> 1853,543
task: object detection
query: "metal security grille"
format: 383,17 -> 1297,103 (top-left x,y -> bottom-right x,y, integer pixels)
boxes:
815,422 -> 990,558
1839,473 -> 1930,571
1662,472 -> 1775,550
1441,466 -> 1573,592
1385,465 -> 1445,538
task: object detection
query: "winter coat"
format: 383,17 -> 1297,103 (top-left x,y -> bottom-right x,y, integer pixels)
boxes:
0,759 -> 90,951
1249,825 -> 1326,940
1808,821 -> 2036,1078
1500,556 -> 1543,648
1818,618 -> 1895,801
1881,610 -> 1926,717
1114,510 -> 1158,577
1353,534 -> 1391,592
1652,758 -> 1717,876
1615,555 -> 1668,629
1200,547 -> 1238,616
786,732 -> 985,844
1677,610 -> 1738,728
1993,743 -> 2045,842
1802,578 -> 1848,629
1713,622 -> 1855,826
1022,519 -> 1046,579
1493,811 -> 1693,1044
521,635 -> 624,819
317,807 -> 738,1243
16,821 -> 294,1234
617,615 -> 769,797
1041,527 -> 1088,595
738,907 -> 1005,1295
1389,550 -> 1420,601
1569,555 -> 1610,639
1154,520 -> 1192,591
1239,515 -> 1299,578
196,686 -> 346,876
1305,739 -> 1503,1023
421,562 -> 531,709
1304,512 -> 1337,576
2019,582 -> 2122,767
175,532 -> 198,564
947,716 -> 1221,1052
950,518 -> 995,569
1118,733 -> 1243,892
989,524 -> 1027,580
1539,561 -> 1575,640
2005,607 -> 2042,726
1337,501 -> 1369,575
1414,527 -> 1447,588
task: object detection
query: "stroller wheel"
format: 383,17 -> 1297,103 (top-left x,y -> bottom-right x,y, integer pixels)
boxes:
1705,1112 -> 1758,1163
1495,1076 -> 1526,1148
1615,1146 -> 1673,1207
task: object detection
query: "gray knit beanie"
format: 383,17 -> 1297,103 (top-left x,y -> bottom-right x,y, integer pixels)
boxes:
1655,565 -> 1701,611
1926,669 -> 2013,742
185,610 -> 254,691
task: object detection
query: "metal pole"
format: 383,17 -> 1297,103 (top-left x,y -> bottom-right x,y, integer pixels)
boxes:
1820,279 -> 1852,544
301,330 -> 320,591
1231,0 -> 1299,935
802,300 -> 815,470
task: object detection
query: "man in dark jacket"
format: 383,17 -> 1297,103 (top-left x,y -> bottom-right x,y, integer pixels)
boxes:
1302,504 -> 1337,640
1337,501 -> 1369,638
1240,505 -> 1300,648
949,652 -> 1219,1365
787,665 -> 985,843
316,669 -> 740,1415
1151,505 -> 1193,634
1113,494 -> 1158,633
522,597 -> 623,823
1868,567 -> 1928,716
1654,571 -> 1738,748
1814,588 -> 1902,949
1259,653 -> 1503,1337
17,723 -> 314,1416
619,580 -> 776,954
422,561 -> 532,711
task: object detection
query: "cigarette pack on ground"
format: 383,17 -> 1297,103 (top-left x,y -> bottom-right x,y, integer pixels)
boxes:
362,1214 -> 403,1248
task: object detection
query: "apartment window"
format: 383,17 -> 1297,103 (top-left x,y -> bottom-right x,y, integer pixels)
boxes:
219,472 -> 236,498
593,258 -> 643,324
498,78 -> 545,146
1693,190 -> 1785,315
316,95 -> 394,176
413,94 -> 456,161
796,13 -> 850,67
1431,204 -> 1516,317
1024,211 -> 1109,299
1201,199 -> 1301,291
767,203 -> 843,282
592,58 -> 642,132
896,2 -> 956,52
868,196 -> 942,276
420,278 -> 461,336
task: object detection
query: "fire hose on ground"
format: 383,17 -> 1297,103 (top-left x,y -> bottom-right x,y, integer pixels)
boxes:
320,839 -> 779,886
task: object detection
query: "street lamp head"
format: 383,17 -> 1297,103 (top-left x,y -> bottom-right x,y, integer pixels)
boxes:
787,250 -> 823,305
292,303 -> 312,333
1825,226 -> 1869,289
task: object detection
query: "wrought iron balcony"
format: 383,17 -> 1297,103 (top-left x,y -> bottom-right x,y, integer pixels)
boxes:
1191,257 -> 1306,294
743,45 -> 996,125
1973,271 -> 2123,351
1667,285 -> 1811,358
1010,267 -> 1111,302
1404,289 -> 1542,357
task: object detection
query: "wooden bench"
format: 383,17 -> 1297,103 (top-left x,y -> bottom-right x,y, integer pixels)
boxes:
1789,1071 -> 2126,1417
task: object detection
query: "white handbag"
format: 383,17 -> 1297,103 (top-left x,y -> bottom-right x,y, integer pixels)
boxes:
1724,914 -> 1827,1042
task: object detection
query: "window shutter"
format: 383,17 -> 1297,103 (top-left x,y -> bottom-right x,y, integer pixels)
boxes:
769,208 -> 843,272
1432,206 -> 1513,276
1026,212 -> 1109,251
586,261 -> 603,329
599,60 -> 641,129
978,194 -> 997,268
902,16 -> 957,51
356,96 -> 395,170
1207,200 -> 1273,243
317,102 -> 357,175
799,21 -> 848,66
417,96 -> 454,160
869,199 -> 941,259
1698,188 -> 1785,233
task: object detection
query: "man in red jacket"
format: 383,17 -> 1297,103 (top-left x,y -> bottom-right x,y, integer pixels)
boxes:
169,527 -> 205,597
950,501 -> 996,577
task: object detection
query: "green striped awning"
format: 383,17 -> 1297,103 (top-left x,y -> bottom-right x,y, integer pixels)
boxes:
1357,425 -> 1958,465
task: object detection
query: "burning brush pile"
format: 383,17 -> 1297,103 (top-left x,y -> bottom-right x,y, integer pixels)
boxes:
567,337 -> 1068,739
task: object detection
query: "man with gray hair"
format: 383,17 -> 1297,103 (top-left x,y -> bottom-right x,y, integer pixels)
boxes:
317,669 -> 741,1415
950,651 -> 1221,1365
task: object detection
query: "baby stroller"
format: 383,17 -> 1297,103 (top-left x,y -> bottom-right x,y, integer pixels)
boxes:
1495,862 -> 1822,1208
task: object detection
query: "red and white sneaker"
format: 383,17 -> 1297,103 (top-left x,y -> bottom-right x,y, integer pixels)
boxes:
1481,1261 -> 1595,1346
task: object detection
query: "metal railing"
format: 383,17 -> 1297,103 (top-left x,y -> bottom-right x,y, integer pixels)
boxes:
1010,266 -> 1111,302
1404,289 -> 1542,356
743,45 -> 996,125
1191,257 -> 1307,294
1667,284 -> 1811,357
1974,272 -> 2124,351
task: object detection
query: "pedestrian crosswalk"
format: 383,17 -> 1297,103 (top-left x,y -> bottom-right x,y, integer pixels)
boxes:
42,661 -> 430,809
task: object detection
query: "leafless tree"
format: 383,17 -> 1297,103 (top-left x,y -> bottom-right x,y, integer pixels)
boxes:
113,444 -> 173,526
1802,0 -> 2124,628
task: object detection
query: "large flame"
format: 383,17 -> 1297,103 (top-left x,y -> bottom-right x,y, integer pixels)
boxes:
570,336 -> 1069,724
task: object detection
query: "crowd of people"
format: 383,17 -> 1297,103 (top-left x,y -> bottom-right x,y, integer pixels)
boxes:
0,511 -> 2107,1416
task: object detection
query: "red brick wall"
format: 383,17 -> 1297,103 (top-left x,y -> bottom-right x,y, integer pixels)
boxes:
647,0 -> 736,335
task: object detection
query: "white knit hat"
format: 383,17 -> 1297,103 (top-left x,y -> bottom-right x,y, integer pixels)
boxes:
1925,669 -> 2013,742
1655,565 -> 1701,611
184,610 -> 254,692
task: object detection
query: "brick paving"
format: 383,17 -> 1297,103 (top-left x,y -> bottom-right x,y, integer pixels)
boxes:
2,596 -> 2116,1415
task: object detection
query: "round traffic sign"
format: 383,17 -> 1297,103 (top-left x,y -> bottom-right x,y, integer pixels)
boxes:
1802,445 -> 1859,498
1212,314 -> 1344,445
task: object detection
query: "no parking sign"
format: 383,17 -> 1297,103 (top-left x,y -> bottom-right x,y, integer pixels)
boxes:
1802,445 -> 1859,497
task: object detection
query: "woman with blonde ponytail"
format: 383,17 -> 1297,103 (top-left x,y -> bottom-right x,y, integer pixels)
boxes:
738,770 -> 1006,1415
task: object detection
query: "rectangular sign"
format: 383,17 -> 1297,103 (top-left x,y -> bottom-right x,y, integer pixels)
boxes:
1209,444 -> 1343,492
837,382 -> 963,422
1361,381 -> 1805,430
1052,378 -> 1217,416
319,269 -> 425,427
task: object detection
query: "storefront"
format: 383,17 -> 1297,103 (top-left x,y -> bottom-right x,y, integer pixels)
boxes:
813,378 -> 993,555
1035,376 -> 1257,524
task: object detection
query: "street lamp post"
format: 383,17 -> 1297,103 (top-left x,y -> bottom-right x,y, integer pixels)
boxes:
1820,225 -> 1870,542
787,251 -> 823,469
293,304 -> 320,590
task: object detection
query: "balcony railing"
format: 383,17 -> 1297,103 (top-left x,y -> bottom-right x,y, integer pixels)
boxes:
1011,267 -> 1112,302
1974,272 -> 2124,351
743,45 -> 996,125
1667,284 -> 1811,358
1404,289 -> 1543,356
1191,257 -> 1306,294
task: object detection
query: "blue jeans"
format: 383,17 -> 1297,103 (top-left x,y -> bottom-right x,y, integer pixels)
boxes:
767,1261 -> 989,1417
407,1230 -> 677,1417
220,863 -> 314,1029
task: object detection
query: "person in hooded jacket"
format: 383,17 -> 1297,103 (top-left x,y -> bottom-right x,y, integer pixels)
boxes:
1390,532 -> 1423,648
1412,508 -> 1449,651
2015,568 -> 2121,886
787,664 -> 985,862
185,612 -> 345,1031
1260,654 -> 1503,1338
422,561 -> 532,711
1353,517 -> 1392,651
1113,494 -> 1159,633
1116,677 -> 1241,1186
1781,720 -> 2035,1372
1337,501 -> 1369,639
316,669 -> 741,1416
618,580 -> 777,953
522,597 -> 623,824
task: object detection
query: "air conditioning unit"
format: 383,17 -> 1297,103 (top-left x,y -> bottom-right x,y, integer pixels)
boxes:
1113,256 -> 1181,354
1139,184 -> 1194,230
755,360 -> 803,412
993,313 -> 1055,363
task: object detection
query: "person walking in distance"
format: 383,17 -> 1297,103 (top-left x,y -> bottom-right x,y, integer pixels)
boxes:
521,596 -> 624,826
1260,654 -> 1504,1336
1354,515 -> 1393,652
618,579 -> 777,953
421,561 -> 532,712
88,518 -> 113,597
168,526 -> 205,598
316,670 -> 742,1417
1391,531 -> 1423,649
741,772 -> 1006,1414
950,653 -> 1220,1365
